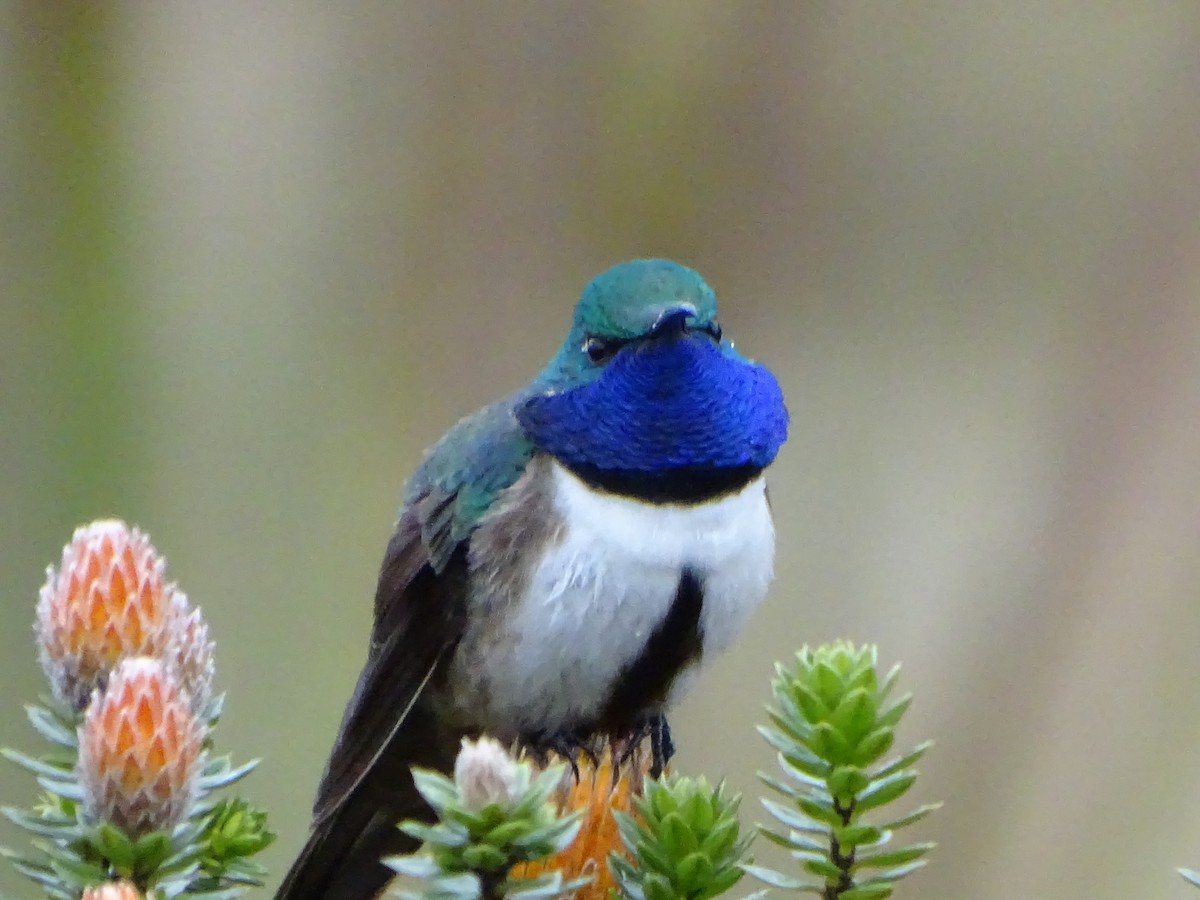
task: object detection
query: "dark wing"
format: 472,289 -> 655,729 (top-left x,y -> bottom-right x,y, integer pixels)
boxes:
310,395 -> 535,825
309,502 -> 450,824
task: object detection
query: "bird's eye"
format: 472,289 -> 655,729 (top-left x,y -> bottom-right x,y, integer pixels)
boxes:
584,335 -> 618,364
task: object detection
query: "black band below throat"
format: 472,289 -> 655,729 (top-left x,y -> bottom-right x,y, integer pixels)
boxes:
564,461 -> 762,504
599,567 -> 705,729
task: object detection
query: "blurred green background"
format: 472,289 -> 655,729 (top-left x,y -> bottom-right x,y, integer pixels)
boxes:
5,3 -> 1200,898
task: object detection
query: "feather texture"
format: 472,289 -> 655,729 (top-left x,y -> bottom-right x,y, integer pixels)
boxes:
518,337 -> 787,472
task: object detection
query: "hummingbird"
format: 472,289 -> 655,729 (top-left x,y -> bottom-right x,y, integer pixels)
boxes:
278,259 -> 789,899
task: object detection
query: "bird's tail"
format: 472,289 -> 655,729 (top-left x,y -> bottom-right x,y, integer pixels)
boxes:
276,694 -> 457,899
276,793 -> 421,900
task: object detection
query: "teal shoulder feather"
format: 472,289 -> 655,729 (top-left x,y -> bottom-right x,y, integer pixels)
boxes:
401,393 -> 535,571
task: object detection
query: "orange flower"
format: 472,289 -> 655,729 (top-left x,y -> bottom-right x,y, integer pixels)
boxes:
513,744 -> 650,900
78,657 -> 205,836
81,881 -> 148,900
37,520 -> 181,709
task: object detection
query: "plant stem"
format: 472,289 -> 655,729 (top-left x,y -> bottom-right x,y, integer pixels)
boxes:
479,868 -> 507,900
824,798 -> 856,900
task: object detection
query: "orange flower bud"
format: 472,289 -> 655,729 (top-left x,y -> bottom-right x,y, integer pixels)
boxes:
37,520 -> 181,709
78,657 -> 205,836
81,881 -> 148,900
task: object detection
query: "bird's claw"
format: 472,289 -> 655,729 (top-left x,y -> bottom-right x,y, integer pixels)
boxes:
521,728 -> 602,780
614,713 -> 674,778
521,715 -> 674,781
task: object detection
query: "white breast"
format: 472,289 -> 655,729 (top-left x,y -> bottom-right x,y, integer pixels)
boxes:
475,460 -> 775,733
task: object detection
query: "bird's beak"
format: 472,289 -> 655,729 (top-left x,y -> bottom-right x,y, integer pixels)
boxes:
649,306 -> 698,340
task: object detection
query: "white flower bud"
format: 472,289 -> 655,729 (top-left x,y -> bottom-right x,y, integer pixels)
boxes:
454,737 -> 521,812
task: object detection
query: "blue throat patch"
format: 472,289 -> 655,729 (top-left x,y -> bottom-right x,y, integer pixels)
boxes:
517,337 -> 788,473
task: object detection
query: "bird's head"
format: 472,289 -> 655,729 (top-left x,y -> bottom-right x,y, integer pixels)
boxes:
521,259 -> 788,477
541,259 -> 722,388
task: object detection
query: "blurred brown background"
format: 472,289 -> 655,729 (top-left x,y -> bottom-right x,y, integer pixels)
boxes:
4,3 -> 1200,897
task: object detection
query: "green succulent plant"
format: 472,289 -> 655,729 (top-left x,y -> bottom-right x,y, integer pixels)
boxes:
387,737 -> 587,900
609,774 -> 752,900
745,641 -> 938,900
1,692 -> 270,899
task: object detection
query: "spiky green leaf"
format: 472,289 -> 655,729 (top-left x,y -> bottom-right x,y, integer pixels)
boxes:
811,661 -> 845,710
878,802 -> 942,831
839,884 -> 894,900
198,757 -> 259,791
698,815 -> 740,859
776,753 -> 829,788
827,765 -> 870,802
797,796 -> 843,827
25,706 -> 78,748
801,856 -> 845,881
762,797 -> 828,835
875,694 -> 912,730
741,863 -> 816,891
681,788 -> 716,834
877,663 -> 902,703
461,842 -> 509,872
835,823 -> 882,849
411,768 -> 460,815
855,842 -> 935,869
856,772 -> 916,813
0,748 -> 73,779
857,859 -> 927,884
758,827 -> 826,853
851,726 -> 894,767
872,741 -> 933,781
829,687 -> 877,745
677,849 -> 716,891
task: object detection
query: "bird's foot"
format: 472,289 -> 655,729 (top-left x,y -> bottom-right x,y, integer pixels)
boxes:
521,716 -> 674,782
520,727 -> 602,780
614,713 -> 674,779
